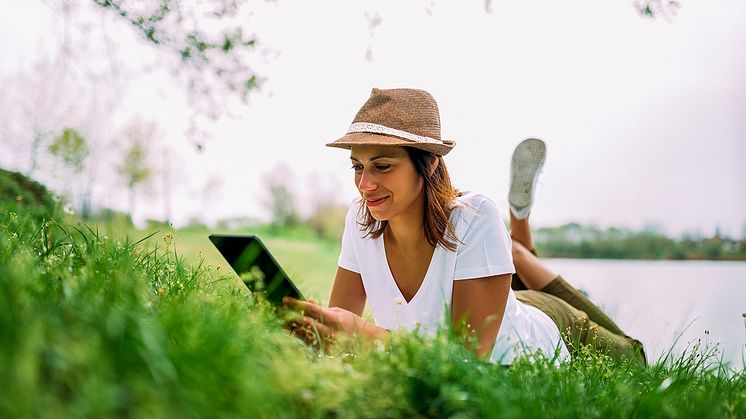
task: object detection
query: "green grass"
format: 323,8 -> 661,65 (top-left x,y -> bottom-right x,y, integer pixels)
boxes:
84,220 -> 341,301
2,209 -> 745,418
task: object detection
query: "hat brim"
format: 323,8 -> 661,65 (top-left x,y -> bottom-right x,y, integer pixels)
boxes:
326,132 -> 455,156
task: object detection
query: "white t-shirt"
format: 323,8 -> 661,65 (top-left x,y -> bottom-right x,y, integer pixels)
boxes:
337,192 -> 570,365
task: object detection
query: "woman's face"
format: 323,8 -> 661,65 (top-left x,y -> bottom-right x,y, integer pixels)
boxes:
350,144 -> 424,222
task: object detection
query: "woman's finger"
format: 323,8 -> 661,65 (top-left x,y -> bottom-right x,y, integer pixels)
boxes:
282,296 -> 306,310
298,315 -> 335,339
288,298 -> 328,322
283,297 -> 324,318
305,305 -> 327,322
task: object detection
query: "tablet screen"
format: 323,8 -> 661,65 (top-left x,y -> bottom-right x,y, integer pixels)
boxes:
209,234 -> 304,305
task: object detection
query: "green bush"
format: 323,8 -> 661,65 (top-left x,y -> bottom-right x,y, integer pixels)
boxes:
307,202 -> 348,243
0,168 -> 59,220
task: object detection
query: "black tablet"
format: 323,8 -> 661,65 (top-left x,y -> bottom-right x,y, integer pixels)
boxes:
208,234 -> 304,305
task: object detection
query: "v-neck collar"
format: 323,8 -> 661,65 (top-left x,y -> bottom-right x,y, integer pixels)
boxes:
380,233 -> 439,306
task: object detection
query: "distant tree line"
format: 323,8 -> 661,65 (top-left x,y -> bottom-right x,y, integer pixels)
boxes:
260,164 -> 348,243
12,162 -> 740,262
261,175 -> 744,261
533,223 -> 746,261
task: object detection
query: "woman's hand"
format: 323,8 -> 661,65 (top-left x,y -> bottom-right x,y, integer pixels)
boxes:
282,297 -> 386,349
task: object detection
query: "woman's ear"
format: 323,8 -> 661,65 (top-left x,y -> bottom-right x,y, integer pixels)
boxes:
427,157 -> 440,177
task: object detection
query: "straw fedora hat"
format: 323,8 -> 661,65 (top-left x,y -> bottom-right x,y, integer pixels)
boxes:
326,88 -> 456,156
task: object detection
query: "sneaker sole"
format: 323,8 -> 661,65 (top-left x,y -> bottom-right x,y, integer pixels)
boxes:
509,138 -> 546,211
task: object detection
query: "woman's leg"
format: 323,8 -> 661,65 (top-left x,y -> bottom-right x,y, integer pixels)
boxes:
516,290 -> 647,366
540,276 -> 627,336
513,240 -> 627,336
509,210 -> 539,291
506,139 -> 645,365
512,226 -> 647,365
513,240 -> 636,341
507,138 -> 545,290
512,240 -> 556,290
509,214 -> 544,291
510,211 -> 536,252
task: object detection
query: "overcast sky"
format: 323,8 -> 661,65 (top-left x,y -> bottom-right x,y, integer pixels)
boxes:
2,1 -> 745,237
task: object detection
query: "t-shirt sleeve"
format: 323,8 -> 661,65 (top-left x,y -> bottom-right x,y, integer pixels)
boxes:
337,201 -> 361,273
453,197 -> 516,280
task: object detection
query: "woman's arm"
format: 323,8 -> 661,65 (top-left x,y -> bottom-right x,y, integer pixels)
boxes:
451,273 -> 512,359
328,266 -> 367,316
284,266 -> 387,348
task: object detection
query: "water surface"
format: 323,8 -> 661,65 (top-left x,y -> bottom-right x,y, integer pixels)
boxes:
543,259 -> 746,369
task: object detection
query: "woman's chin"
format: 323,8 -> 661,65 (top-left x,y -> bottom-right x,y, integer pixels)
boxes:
367,208 -> 389,221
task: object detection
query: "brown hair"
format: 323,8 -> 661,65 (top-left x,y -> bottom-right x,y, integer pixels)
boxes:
357,147 -> 462,251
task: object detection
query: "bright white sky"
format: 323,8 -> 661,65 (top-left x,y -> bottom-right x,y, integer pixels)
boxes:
2,1 -> 745,237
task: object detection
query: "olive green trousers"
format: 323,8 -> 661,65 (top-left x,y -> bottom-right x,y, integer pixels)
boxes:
513,274 -> 647,366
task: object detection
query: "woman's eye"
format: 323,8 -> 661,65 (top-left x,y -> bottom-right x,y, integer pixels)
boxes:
350,164 -> 391,172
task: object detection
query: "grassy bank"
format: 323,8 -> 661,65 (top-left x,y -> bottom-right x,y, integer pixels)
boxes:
2,209 -> 745,418
85,220 -> 341,301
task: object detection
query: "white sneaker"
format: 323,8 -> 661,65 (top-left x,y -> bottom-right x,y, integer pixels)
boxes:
509,138 -> 546,219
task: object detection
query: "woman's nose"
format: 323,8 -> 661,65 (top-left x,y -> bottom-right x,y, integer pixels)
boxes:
357,170 -> 377,192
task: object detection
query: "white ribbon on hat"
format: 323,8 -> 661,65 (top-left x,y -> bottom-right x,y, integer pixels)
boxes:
347,122 -> 444,145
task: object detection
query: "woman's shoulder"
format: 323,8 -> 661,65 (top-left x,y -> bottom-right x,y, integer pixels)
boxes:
450,192 -> 503,233
452,191 -> 500,215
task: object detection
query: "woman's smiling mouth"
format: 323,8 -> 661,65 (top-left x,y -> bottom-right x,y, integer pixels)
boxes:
365,196 -> 389,207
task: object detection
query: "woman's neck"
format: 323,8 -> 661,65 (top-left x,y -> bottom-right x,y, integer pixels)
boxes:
385,191 -> 428,248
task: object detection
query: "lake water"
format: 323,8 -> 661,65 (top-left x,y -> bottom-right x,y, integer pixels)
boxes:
543,259 -> 746,370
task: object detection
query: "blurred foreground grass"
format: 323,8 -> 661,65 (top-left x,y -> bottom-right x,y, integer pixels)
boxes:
2,207 -> 745,418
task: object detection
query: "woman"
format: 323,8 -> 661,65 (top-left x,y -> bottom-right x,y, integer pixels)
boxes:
284,88 -> 646,366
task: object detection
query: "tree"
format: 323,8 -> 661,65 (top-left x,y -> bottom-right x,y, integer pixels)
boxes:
307,202 -> 348,242
302,171 -> 348,241
118,121 -> 156,220
267,183 -> 299,230
633,0 -> 681,19
47,127 -> 90,209
84,0 -> 263,147
0,52 -> 85,176
262,163 -> 299,231
48,128 -> 90,175
91,0 -> 261,99
199,175 -> 223,226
